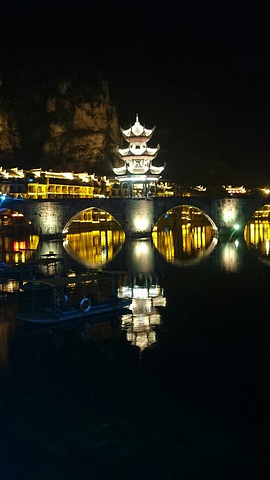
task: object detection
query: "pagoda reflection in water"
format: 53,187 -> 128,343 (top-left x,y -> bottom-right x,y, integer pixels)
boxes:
119,274 -> 166,354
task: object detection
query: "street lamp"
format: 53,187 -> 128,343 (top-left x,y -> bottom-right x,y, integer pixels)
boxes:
229,224 -> 240,241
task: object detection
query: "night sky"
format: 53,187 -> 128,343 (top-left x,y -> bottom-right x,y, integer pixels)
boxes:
1,0 -> 270,186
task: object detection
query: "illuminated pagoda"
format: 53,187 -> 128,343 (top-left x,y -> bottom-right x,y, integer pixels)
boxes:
112,114 -> 165,197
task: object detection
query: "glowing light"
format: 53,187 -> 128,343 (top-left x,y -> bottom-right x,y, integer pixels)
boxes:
225,185 -> 247,194
235,240 -> 239,248
221,243 -> 239,272
221,199 -> 238,225
234,224 -> 240,230
133,216 -> 150,232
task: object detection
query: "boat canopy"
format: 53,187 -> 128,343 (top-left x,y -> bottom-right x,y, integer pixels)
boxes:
26,272 -> 128,288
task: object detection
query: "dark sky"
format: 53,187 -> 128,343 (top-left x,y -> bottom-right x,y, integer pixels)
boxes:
1,0 -> 270,185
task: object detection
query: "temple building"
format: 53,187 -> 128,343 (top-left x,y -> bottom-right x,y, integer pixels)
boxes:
112,115 -> 165,197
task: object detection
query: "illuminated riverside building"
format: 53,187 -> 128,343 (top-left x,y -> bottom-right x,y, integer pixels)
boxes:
0,167 -> 116,199
112,115 -> 165,197
224,185 -> 247,195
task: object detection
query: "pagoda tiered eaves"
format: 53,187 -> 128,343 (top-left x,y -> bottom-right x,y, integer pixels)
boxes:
118,145 -> 160,157
113,114 -> 165,197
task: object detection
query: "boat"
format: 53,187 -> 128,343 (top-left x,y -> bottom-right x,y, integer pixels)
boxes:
15,273 -> 131,324
0,261 -> 39,278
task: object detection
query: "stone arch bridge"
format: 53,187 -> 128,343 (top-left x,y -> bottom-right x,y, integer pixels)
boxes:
2,196 -> 269,238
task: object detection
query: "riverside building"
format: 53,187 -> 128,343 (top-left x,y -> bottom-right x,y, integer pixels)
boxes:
0,167 -> 115,199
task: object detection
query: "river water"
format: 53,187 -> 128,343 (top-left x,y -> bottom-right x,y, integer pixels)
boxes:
0,215 -> 270,479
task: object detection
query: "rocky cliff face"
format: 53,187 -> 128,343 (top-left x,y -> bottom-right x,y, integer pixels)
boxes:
43,80 -> 120,173
0,53 -> 120,174
0,78 -> 20,154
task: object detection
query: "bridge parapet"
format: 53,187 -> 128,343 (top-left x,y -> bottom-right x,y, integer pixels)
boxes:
2,195 -> 269,238
153,196 -> 269,236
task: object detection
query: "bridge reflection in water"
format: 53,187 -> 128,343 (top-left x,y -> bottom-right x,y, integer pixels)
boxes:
152,205 -> 217,265
63,229 -> 125,268
0,235 -> 39,264
245,205 -> 270,259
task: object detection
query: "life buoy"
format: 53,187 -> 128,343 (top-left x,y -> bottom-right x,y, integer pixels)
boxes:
80,297 -> 91,313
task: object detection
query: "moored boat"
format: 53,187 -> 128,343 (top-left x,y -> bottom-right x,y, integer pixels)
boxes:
16,298 -> 131,324
15,273 -> 131,324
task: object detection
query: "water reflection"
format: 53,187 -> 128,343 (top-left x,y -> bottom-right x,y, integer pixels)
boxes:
0,303 -> 16,365
152,206 -> 217,265
220,241 -> 240,272
119,274 -> 166,354
0,235 -> 39,264
63,230 -> 125,268
0,279 -> 20,294
125,239 -> 155,273
245,206 -> 270,260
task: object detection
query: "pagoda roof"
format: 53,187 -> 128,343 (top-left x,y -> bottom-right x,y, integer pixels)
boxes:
150,165 -> 165,175
113,164 -> 165,177
112,165 -> 127,175
120,114 -> 155,139
114,173 -> 163,182
118,145 -> 160,158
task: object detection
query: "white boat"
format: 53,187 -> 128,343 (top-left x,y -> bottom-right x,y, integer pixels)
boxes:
16,273 -> 131,324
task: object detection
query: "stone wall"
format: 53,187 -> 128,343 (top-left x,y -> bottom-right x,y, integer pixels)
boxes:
3,196 -> 269,238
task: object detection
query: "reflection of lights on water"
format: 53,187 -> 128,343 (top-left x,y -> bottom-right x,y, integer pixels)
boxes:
221,243 -> 239,272
131,240 -> 154,273
132,298 -> 152,314
133,287 -> 148,299
148,285 -> 161,297
134,241 -> 148,255
152,206 -> 217,265
244,208 -> 270,259
0,235 -> 39,264
120,277 -> 166,353
0,279 -> 20,294
64,230 -> 125,268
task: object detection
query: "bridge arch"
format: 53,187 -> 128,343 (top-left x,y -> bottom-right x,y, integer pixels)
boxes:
62,206 -> 125,234
153,204 -> 218,234
152,204 -> 218,266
